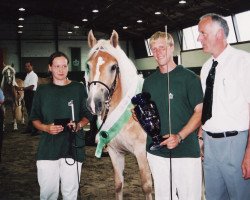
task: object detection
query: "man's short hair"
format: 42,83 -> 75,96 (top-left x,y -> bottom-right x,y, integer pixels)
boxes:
149,31 -> 174,47
200,13 -> 229,38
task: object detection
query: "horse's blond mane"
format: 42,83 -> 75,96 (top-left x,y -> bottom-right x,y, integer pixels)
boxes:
1,65 -> 18,88
87,39 -> 140,97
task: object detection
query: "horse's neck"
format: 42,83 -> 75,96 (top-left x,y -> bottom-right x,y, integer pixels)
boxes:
4,81 -> 15,92
108,80 -> 122,113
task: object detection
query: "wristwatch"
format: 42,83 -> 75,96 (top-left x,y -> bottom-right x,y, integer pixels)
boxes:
177,133 -> 184,143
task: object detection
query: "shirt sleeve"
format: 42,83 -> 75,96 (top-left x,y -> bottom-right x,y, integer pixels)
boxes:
238,53 -> 250,103
187,73 -> 203,109
30,86 -> 42,121
30,73 -> 38,88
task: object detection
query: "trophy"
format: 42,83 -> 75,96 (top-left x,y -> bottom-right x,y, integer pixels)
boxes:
131,92 -> 163,150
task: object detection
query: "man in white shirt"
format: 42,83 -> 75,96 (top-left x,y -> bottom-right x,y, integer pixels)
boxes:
198,13 -> 250,200
22,62 -> 38,135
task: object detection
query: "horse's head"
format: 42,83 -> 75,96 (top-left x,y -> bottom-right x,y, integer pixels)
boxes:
85,30 -> 120,115
1,65 -> 16,86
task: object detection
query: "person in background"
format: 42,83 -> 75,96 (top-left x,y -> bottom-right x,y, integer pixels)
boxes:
0,88 -> 4,163
141,31 -> 203,200
197,13 -> 250,200
18,62 -> 38,135
30,51 -> 92,200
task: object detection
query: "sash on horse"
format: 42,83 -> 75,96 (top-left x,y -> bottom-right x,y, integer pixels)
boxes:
85,30 -> 153,200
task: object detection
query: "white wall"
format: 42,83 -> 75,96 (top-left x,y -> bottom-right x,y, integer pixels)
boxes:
181,42 -> 250,68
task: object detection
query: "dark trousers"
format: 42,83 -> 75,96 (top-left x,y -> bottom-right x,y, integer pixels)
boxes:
0,106 -> 4,162
24,90 -> 35,131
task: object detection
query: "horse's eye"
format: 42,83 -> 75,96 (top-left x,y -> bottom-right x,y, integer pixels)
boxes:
111,64 -> 117,71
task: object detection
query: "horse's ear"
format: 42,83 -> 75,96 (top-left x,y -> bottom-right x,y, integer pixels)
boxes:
88,30 -> 97,48
110,30 -> 119,48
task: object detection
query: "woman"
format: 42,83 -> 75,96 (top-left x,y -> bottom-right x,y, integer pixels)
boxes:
30,51 -> 92,200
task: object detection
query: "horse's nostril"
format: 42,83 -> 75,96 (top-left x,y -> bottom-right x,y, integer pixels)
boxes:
97,101 -> 102,108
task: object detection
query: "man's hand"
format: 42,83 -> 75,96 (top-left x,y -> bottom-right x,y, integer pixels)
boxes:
198,137 -> 204,160
242,159 -> 250,179
131,108 -> 139,122
160,134 -> 180,149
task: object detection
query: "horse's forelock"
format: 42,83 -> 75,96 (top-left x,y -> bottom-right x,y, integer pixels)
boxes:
87,39 -> 139,97
2,65 -> 16,75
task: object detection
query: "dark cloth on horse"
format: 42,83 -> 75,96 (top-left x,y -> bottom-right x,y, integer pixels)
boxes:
0,89 -> 4,162
24,90 -> 34,116
0,106 -> 4,162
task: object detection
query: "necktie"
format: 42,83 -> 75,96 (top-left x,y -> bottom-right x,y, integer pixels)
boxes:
201,60 -> 218,125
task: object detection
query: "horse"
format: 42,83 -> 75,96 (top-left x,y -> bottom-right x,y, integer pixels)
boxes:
1,65 -> 25,130
85,30 -> 153,200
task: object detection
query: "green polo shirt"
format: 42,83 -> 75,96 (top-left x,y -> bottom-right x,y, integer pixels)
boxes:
30,81 -> 92,162
143,65 -> 203,158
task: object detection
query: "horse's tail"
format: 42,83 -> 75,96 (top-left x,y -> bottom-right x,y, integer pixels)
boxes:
15,105 -> 22,121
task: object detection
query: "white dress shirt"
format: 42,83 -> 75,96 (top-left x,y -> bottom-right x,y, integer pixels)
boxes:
24,70 -> 38,91
200,45 -> 250,132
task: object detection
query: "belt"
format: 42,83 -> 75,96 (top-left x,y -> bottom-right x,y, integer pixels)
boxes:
206,131 -> 238,138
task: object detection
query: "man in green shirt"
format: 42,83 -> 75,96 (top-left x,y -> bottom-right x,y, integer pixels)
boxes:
142,31 -> 203,200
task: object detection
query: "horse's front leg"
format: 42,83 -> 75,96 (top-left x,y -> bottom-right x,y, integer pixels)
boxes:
21,101 -> 25,124
108,146 -> 125,200
13,106 -> 17,130
2,106 -> 6,132
134,149 -> 153,200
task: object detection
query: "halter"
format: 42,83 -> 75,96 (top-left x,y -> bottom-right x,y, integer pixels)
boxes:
87,65 -> 119,103
87,65 -> 119,131
87,45 -> 120,131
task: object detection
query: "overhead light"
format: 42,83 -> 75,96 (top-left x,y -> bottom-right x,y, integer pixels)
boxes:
82,18 -> 88,22
92,9 -> 99,13
18,25 -> 23,28
18,18 -> 24,21
155,11 -> 162,15
18,8 -> 25,11
74,26 -> 79,29
179,0 -> 187,4
18,30 -> 23,34
123,26 -> 128,30
137,20 -> 143,23
67,31 -> 73,34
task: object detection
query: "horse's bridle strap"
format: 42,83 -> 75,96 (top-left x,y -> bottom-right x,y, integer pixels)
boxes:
87,66 -> 119,99
88,81 -> 111,94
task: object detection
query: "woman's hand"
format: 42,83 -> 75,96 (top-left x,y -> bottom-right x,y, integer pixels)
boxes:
67,120 -> 84,132
46,123 -> 64,135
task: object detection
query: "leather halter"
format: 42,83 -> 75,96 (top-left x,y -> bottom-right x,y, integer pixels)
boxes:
87,65 -> 119,103
87,46 -> 120,130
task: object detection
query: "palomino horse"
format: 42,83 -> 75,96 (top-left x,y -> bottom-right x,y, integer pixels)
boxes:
85,30 -> 153,200
1,65 -> 25,130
